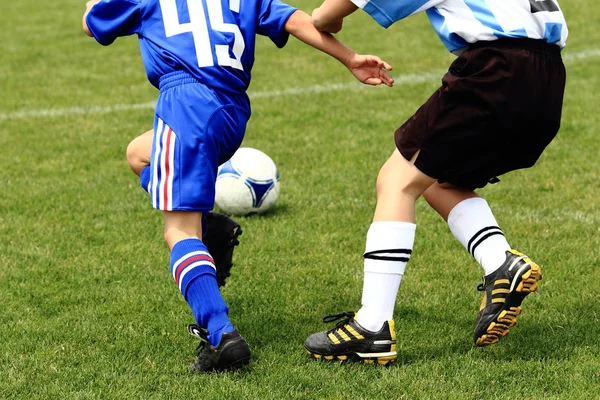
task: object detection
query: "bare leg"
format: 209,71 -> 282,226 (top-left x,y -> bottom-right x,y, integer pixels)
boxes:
356,150 -> 435,330
305,150 -> 437,363
126,129 -> 153,176
424,182 -> 511,275
373,150 -> 436,223
163,210 -> 237,352
422,182 -> 480,221
163,210 -> 203,250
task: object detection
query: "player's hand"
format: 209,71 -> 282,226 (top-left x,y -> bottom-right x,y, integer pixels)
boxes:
344,52 -> 394,87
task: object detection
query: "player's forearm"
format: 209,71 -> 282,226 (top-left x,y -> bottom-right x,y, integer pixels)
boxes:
285,10 -> 354,67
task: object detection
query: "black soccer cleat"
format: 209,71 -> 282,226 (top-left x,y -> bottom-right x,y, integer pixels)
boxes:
304,312 -> 397,365
474,250 -> 542,347
202,212 -> 242,287
188,324 -> 251,373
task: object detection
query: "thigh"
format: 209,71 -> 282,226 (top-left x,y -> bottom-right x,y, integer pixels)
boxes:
149,84 -> 249,211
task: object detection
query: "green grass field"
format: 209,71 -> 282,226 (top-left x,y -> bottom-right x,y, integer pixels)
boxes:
1,0 -> 599,398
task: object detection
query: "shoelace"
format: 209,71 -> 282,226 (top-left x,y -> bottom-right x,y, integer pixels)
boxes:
188,324 -> 210,351
188,324 -> 221,371
322,311 -> 355,334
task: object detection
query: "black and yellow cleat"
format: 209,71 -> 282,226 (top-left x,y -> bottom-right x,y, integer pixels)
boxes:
304,312 -> 397,365
474,250 -> 542,347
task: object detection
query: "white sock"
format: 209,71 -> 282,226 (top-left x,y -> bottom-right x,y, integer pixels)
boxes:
447,198 -> 510,276
356,221 -> 416,332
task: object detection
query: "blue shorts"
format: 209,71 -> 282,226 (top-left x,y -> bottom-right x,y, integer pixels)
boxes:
149,71 -> 251,211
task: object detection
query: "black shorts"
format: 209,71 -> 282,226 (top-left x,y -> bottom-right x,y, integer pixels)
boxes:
395,38 -> 566,189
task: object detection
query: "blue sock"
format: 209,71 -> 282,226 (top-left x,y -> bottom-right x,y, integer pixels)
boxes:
170,238 -> 234,346
140,166 -> 151,193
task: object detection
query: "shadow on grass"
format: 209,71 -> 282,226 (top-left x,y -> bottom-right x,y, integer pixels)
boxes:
394,305 -> 598,365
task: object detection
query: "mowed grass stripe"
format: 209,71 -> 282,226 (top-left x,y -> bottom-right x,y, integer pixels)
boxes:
0,47 -> 598,121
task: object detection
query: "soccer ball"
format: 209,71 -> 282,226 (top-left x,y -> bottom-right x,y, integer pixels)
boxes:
215,147 -> 280,216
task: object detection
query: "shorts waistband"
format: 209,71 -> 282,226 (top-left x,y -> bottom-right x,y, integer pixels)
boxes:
468,38 -> 561,57
159,71 -> 200,91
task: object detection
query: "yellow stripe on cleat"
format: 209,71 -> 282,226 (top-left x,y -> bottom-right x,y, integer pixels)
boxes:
338,329 -> 351,342
388,320 -> 396,340
337,355 -> 348,360
328,333 -> 340,344
324,355 -> 334,360
346,325 -> 364,340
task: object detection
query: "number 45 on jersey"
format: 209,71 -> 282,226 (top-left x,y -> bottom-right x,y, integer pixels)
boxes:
160,0 -> 246,70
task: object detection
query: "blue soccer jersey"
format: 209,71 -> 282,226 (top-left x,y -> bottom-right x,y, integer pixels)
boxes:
350,0 -> 568,53
86,0 -> 297,93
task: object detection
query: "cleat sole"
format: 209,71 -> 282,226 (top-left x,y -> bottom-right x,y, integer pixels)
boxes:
476,264 -> 542,347
476,334 -> 499,346
516,264 -> 542,293
306,350 -> 396,365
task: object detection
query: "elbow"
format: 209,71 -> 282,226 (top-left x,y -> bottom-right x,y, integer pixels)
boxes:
311,8 -> 341,33
311,8 -> 327,31
311,18 -> 327,32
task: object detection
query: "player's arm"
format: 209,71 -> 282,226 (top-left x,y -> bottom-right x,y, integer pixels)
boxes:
82,0 -> 140,45
82,0 -> 102,36
312,0 -> 358,33
285,10 -> 393,87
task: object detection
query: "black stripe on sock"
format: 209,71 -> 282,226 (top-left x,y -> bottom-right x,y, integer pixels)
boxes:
468,228 -> 504,256
364,249 -> 411,262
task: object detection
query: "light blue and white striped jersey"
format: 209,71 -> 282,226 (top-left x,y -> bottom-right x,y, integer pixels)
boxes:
350,0 -> 568,53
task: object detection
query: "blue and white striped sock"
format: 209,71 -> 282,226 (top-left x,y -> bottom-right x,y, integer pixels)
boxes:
170,238 -> 234,346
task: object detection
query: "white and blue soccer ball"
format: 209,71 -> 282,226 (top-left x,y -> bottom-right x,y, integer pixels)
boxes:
215,147 -> 280,216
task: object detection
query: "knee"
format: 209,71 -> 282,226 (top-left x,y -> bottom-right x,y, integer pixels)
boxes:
126,140 -> 142,173
375,163 -> 429,201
